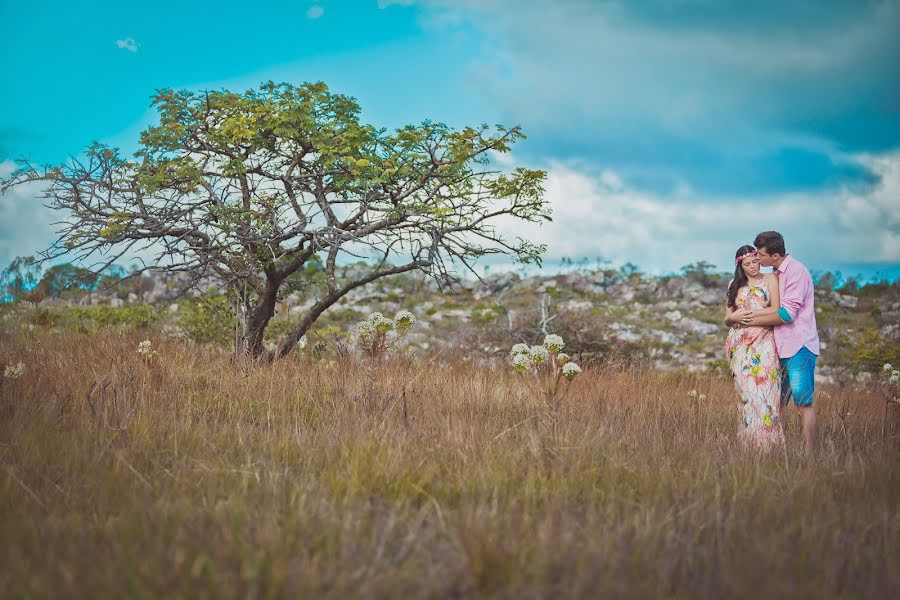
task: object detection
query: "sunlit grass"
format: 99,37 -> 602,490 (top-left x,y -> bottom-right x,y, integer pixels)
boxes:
1,328 -> 898,598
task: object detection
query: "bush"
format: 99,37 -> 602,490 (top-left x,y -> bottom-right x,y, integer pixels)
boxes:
178,294 -> 234,346
680,261 -> 720,288
851,329 -> 900,373
25,304 -> 161,330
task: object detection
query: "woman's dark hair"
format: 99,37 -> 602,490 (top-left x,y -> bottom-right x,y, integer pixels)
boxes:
727,245 -> 756,308
753,230 -> 786,256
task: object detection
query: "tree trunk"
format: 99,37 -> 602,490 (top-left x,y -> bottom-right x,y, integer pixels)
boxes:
245,283 -> 279,359
274,295 -> 339,359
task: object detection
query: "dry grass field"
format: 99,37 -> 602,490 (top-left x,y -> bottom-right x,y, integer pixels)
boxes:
2,329 -> 899,598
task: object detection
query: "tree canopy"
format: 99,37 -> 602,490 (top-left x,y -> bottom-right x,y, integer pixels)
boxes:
2,81 -> 550,358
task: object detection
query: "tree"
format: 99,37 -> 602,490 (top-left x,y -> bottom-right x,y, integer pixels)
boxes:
2,81 -> 550,358
619,262 -> 641,278
0,255 -> 42,302
34,263 -> 99,300
680,260 -> 719,287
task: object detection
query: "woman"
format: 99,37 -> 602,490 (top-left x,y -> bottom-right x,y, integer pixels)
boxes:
724,245 -> 785,449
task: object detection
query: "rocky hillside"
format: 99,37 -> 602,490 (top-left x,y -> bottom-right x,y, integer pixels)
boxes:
9,263 -> 897,382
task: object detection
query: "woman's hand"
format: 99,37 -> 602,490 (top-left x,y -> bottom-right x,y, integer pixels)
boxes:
730,309 -> 753,327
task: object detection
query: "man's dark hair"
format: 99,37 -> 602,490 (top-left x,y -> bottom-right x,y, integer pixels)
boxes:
754,231 -> 786,256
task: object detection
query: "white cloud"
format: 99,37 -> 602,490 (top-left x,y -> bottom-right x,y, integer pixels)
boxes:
378,0 -> 415,8
306,5 -> 325,19
3,149 -> 896,279
0,161 -> 58,269
490,152 -> 900,275
835,153 -> 900,259
408,0 -> 900,195
115,37 -> 138,53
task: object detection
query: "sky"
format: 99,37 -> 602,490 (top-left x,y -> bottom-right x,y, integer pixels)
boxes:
1,0 -> 898,281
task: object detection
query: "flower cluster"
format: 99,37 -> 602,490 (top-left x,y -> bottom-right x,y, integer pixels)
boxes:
543,334 -> 564,353
355,310 -> 416,359
512,353 -> 531,373
508,333 -> 582,410
687,390 -> 708,401
137,340 -> 159,361
508,333 -> 581,381
509,343 -> 530,360
529,345 -> 550,366
3,362 -> 25,380
562,362 -> 582,380
884,363 -> 899,385
394,310 -> 416,331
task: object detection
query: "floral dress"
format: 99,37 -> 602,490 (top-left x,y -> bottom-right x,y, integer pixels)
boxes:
725,278 -> 785,449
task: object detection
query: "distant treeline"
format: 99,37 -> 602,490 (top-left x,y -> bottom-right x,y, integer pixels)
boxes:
2,254 -> 896,304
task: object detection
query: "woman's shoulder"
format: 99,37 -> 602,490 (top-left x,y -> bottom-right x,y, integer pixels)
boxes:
764,272 -> 778,284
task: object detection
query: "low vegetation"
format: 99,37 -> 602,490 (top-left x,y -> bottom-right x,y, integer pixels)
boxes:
1,327 -> 898,597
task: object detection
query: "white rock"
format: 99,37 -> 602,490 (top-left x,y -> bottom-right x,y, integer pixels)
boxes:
682,318 -> 720,336
616,330 -> 641,342
648,329 -> 681,345
832,293 -> 858,309
563,299 -> 593,311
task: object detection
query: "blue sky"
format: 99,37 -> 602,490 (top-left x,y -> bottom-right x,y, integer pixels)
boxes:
1,0 -> 898,280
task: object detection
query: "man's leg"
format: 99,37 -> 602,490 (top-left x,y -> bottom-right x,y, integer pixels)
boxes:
799,404 -> 817,452
787,347 -> 818,452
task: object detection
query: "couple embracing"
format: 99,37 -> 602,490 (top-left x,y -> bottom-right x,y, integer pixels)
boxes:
724,231 -> 820,452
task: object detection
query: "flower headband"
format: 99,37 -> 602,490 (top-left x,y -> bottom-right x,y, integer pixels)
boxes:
735,250 -> 757,264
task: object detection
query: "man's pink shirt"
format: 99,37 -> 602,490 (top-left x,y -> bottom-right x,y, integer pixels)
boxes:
774,255 -> 820,358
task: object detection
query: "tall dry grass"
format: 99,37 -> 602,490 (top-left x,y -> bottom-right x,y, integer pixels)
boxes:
1,328 -> 898,598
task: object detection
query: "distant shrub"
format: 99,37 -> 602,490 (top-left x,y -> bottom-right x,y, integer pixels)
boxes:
706,358 -> 731,379
27,306 -> 63,328
852,329 -> 900,373
178,294 -> 233,346
25,304 -> 161,330
680,261 -> 721,288
71,305 -> 161,328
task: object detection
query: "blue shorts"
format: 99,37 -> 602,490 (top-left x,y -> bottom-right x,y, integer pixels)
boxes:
780,346 -> 817,407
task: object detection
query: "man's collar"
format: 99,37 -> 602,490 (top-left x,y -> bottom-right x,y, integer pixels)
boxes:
776,254 -> 793,274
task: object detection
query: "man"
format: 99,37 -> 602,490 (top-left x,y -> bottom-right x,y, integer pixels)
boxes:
741,231 -> 820,451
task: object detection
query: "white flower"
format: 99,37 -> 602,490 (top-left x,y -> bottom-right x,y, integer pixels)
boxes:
884,363 -> 894,372
510,343 -> 530,359
356,321 -> 375,343
529,345 -> 550,366
891,374 -> 900,385
687,390 -> 698,399
373,314 -> 394,332
3,362 -> 25,380
562,362 -> 582,380
137,340 -> 159,361
367,311 -> 385,324
394,310 -> 416,330
556,352 -> 571,366
512,353 -> 531,373
543,334 -> 565,353
699,394 -> 708,401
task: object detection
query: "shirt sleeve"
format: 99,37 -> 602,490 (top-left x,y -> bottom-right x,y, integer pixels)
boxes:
778,270 -> 806,323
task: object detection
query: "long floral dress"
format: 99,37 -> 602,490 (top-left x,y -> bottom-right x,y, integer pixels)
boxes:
725,278 -> 785,449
